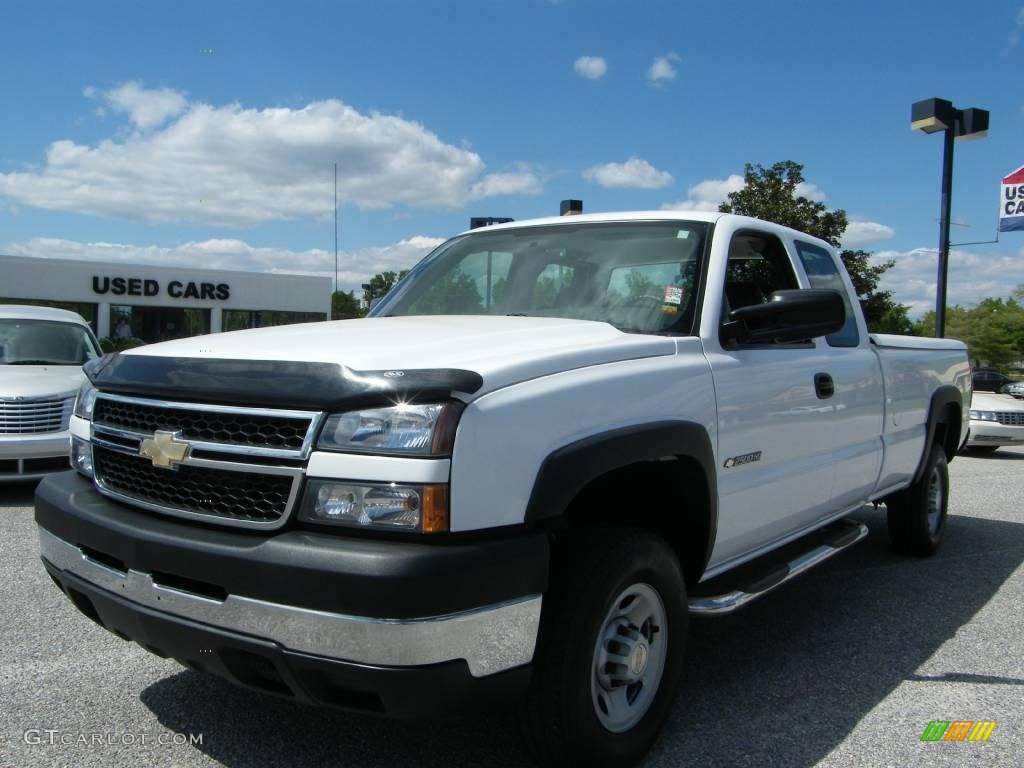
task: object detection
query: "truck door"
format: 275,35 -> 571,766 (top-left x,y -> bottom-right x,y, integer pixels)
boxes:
703,228 -> 837,567
791,239 -> 884,512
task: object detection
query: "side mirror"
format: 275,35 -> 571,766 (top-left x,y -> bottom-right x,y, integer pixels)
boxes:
724,289 -> 846,344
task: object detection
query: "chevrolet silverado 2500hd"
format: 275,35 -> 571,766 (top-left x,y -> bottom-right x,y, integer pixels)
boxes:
35,211 -> 970,767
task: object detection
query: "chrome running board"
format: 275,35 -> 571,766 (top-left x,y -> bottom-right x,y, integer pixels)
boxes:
688,519 -> 868,616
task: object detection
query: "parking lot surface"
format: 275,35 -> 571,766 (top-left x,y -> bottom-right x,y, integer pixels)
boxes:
2,448 -> 1022,767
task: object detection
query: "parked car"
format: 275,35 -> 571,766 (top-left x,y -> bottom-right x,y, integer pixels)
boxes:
0,305 -> 101,481
1000,381 -> 1024,399
35,212 -> 970,767
965,391 -> 1024,454
972,367 -> 1012,393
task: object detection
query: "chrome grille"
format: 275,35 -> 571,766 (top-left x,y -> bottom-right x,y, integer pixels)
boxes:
995,412 -> 1024,426
88,393 -> 321,529
93,446 -> 293,523
94,396 -> 311,450
0,395 -> 75,434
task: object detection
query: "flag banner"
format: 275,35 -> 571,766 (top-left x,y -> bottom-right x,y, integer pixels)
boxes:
1000,166 -> 1024,232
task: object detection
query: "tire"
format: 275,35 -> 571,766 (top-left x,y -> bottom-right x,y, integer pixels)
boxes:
520,528 -> 687,768
886,443 -> 949,557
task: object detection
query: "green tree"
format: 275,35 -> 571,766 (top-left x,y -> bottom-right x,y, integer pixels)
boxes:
719,160 -> 912,334
407,269 -> 483,314
915,297 -> 1024,368
624,270 -> 658,299
362,270 -> 409,305
720,161 -> 848,246
331,290 -> 364,320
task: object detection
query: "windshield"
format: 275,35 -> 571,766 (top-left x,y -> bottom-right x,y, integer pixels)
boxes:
372,221 -> 708,334
0,319 -> 101,366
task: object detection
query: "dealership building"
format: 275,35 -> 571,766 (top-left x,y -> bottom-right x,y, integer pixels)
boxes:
1,254 -> 332,344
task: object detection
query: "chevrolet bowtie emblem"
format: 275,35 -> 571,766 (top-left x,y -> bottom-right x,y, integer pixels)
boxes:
139,430 -> 190,469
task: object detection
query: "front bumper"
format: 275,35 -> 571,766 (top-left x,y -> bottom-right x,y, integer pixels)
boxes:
966,420 -> 1024,447
35,472 -> 548,716
0,431 -> 70,481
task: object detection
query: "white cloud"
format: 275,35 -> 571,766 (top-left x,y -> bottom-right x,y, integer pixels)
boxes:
873,246 -> 1024,318
574,56 -> 607,80
648,53 -> 680,84
582,157 -> 673,189
99,81 -> 188,130
842,220 -> 895,248
470,164 -> 544,197
660,174 -> 744,211
661,175 -> 896,246
795,182 -> 826,203
1009,7 -> 1024,47
0,87 -> 542,226
0,235 -> 444,293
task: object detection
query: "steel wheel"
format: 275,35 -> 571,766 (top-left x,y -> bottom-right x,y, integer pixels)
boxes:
590,582 -> 668,733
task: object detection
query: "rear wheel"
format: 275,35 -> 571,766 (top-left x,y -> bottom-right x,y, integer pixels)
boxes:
886,443 -> 949,556
521,528 -> 687,768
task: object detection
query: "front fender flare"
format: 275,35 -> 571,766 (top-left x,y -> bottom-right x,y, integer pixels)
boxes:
524,421 -> 717,576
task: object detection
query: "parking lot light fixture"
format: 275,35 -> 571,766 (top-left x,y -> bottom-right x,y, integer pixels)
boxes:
911,98 -> 990,338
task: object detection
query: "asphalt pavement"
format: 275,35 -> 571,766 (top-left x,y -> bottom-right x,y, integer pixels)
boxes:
2,448 -> 1022,767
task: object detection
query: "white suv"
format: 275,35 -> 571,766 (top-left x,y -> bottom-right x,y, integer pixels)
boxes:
1,305 -> 101,481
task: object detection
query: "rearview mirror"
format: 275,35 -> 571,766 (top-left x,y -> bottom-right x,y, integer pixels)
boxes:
725,289 -> 846,344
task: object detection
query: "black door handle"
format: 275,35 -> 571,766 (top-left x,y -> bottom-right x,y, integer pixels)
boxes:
814,373 -> 834,400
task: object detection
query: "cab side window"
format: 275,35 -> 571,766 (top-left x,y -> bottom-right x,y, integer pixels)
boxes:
721,231 -> 800,344
794,241 -> 860,347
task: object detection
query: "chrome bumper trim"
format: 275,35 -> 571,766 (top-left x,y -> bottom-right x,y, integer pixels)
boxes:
38,527 -> 541,677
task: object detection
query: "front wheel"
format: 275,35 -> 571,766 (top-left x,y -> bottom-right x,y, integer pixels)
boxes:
521,529 -> 687,768
886,443 -> 949,556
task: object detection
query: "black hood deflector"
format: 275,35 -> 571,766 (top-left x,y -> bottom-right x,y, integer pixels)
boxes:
84,354 -> 483,410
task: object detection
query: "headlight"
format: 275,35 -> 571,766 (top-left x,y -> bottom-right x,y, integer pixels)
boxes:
71,436 -> 94,478
74,380 -> 99,420
299,480 -> 448,533
317,402 -> 462,456
969,410 -> 997,422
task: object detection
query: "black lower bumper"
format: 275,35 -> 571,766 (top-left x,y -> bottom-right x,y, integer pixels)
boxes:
34,471 -> 547,718
43,564 -> 531,718
35,471 -> 548,618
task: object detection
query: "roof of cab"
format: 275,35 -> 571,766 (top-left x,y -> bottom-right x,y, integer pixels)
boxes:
454,210 -> 837,253
455,210 -> 725,237
0,304 -> 92,325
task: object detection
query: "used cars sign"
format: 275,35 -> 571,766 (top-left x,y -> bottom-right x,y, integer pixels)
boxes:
1000,166 -> 1024,232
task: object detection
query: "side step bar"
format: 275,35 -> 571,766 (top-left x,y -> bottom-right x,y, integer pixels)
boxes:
688,519 -> 868,616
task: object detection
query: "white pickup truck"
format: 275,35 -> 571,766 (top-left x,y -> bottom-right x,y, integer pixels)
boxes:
36,211 -> 970,767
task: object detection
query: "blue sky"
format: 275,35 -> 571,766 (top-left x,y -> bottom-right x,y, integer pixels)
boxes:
1,0 -> 1022,316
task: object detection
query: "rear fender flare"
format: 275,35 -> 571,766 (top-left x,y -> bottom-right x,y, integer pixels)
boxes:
913,385 -> 963,484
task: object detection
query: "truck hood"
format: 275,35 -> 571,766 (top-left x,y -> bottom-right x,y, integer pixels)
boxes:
125,316 -> 676,397
0,365 -> 85,399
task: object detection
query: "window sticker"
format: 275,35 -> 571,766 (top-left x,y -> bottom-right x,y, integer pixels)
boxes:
661,304 -> 679,315
664,285 -> 684,305
677,230 -> 690,239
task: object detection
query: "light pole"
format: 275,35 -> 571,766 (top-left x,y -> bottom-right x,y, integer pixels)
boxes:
334,163 -> 339,296
911,98 -> 989,337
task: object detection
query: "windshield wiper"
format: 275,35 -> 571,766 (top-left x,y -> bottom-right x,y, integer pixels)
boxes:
506,313 -> 531,317
7,359 -> 69,365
